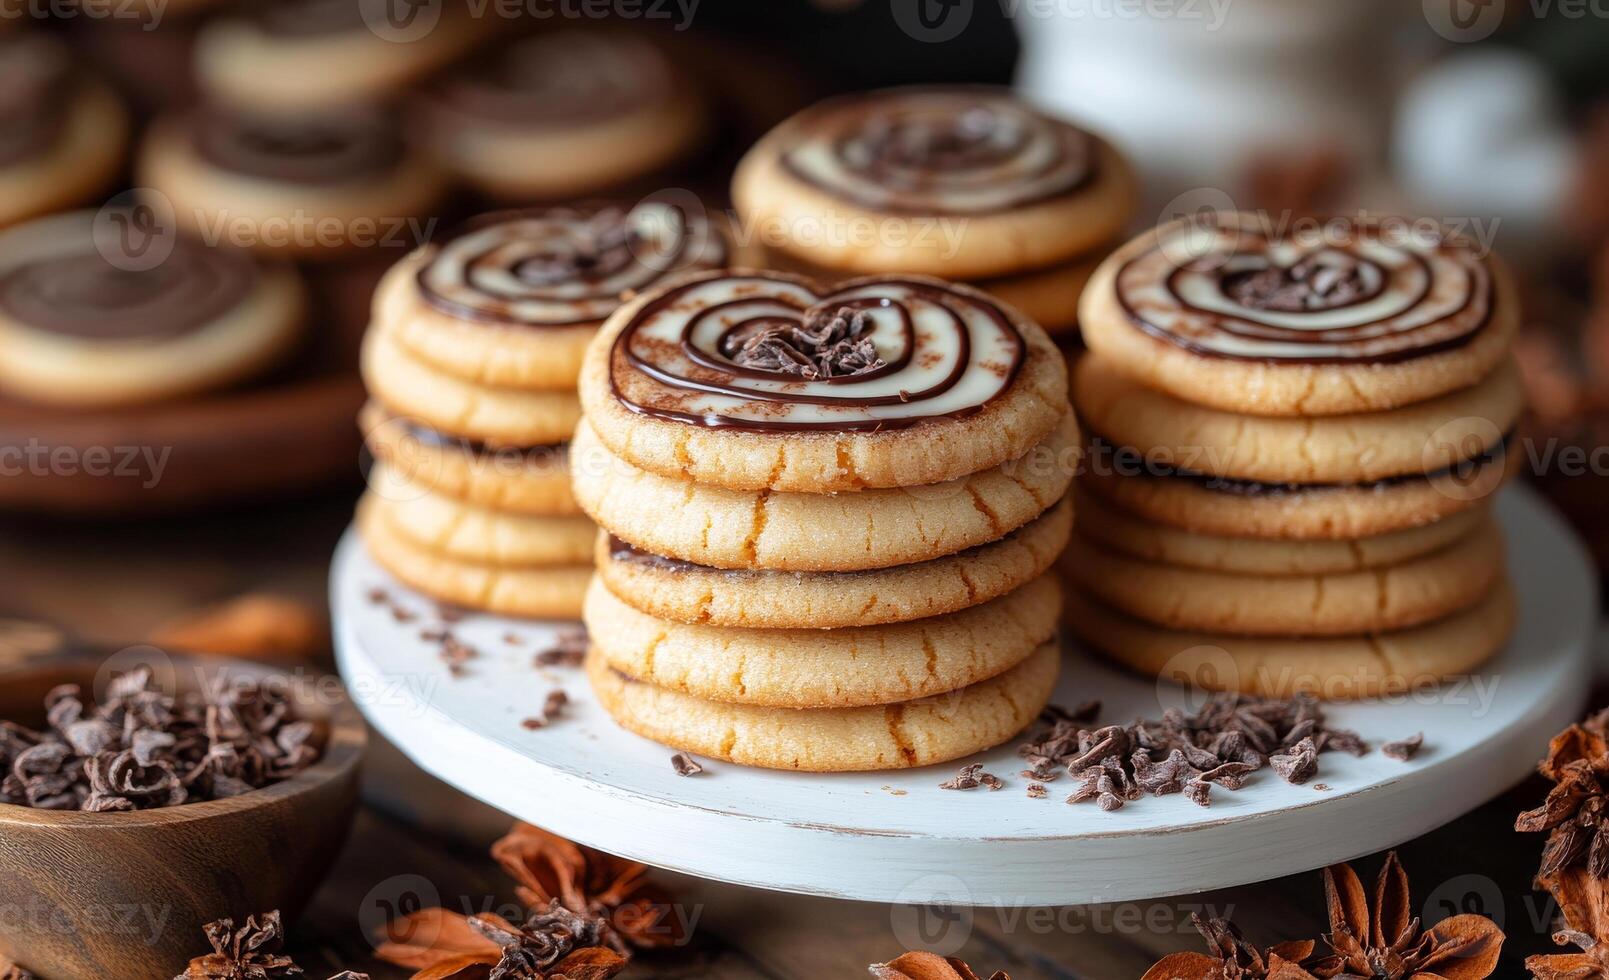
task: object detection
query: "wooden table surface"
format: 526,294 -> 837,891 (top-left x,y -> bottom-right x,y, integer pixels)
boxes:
0,487 -> 1592,979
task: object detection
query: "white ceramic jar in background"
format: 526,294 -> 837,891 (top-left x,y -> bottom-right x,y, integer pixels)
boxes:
1014,0 -> 1400,217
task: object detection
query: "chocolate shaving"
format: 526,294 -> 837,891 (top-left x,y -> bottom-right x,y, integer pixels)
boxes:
1,667 -> 320,812
521,690 -> 569,731
1026,783 -> 1046,799
726,306 -> 886,380
1222,254 -> 1375,313
1382,732 -> 1424,761
535,627 -> 588,668
939,763 -> 1002,791
1019,692 -> 1368,811
670,752 -> 703,777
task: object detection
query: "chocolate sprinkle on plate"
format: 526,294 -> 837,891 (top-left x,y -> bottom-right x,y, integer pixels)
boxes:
671,752 -> 704,776
1382,732 -> 1425,761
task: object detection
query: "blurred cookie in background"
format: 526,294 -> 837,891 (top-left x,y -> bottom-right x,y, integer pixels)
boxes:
194,0 -> 492,112
733,86 -> 1137,338
0,209 -> 305,406
0,33 -> 129,229
418,29 -> 710,202
138,105 -> 447,261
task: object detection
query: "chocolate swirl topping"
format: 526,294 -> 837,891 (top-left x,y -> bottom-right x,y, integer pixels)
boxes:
1115,213 -> 1496,364
0,35 -> 73,168
191,107 -> 405,184
780,88 -> 1094,215
426,31 -> 674,127
609,272 -> 1025,432
417,202 -> 726,327
0,216 -> 257,341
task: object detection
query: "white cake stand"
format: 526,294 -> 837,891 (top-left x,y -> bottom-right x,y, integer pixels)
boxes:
333,485 -> 1597,906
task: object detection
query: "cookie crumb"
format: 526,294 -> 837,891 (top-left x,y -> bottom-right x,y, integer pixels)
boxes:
1026,783 -> 1047,799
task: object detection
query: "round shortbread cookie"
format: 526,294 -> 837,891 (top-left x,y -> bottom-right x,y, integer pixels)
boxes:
138,106 -> 446,261
419,30 -> 708,200
0,37 -> 129,229
571,414 -> 1077,572
732,87 -> 1137,279
579,269 -> 1070,493
1078,211 -> 1523,417
194,0 -> 491,112
366,465 -> 593,567
1061,517 -> 1502,636
0,212 -> 305,407
357,494 -> 589,619
379,202 -> 735,391
1075,351 -> 1524,485
586,640 -> 1060,771
594,495 -> 1072,628
586,573 -> 1059,708
362,319 -> 581,446
1063,580 -> 1514,700
1079,440 -> 1518,540
761,243 -> 1107,337
361,401 -> 579,516
1072,486 -> 1484,574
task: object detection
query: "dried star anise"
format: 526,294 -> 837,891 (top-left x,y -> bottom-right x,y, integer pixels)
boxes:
1520,709 -> 1609,880
175,911 -> 301,979
1308,851 -> 1502,979
0,954 -> 37,980
1140,913 -> 1322,979
1528,863 -> 1609,979
870,950 -> 1008,980
726,305 -> 886,380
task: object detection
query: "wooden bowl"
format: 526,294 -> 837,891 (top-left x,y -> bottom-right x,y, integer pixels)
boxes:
0,655 -> 365,979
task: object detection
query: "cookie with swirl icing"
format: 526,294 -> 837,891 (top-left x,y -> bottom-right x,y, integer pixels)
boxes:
733,86 -> 1137,280
380,201 -> 739,391
0,211 -> 305,407
194,0 -> 491,111
420,30 -> 709,201
587,640 -> 1059,772
1080,212 -> 1522,416
0,35 -> 129,229
138,106 -> 447,261
578,269 -> 1070,493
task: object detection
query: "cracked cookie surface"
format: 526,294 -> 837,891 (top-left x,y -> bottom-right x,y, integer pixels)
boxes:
569,413 -> 1077,572
595,495 -> 1071,628
1062,580 -> 1513,700
586,640 -> 1059,771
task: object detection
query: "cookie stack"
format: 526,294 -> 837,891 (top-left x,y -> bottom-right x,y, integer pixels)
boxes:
356,202 -> 729,618
1063,212 -> 1523,699
732,86 -> 1138,341
571,269 -> 1077,771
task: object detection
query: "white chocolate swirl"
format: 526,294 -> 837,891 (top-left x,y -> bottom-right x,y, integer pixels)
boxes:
780,88 -> 1093,214
1116,213 -> 1495,363
609,273 -> 1025,431
416,203 -> 726,327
